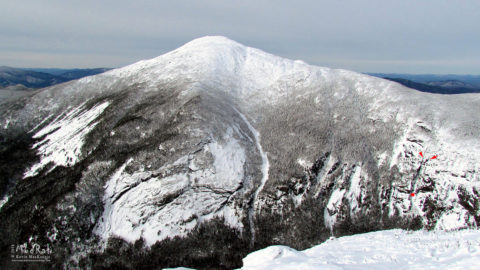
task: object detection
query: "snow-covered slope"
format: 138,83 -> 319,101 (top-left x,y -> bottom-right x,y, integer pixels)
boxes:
0,36 -> 479,269
242,229 -> 480,270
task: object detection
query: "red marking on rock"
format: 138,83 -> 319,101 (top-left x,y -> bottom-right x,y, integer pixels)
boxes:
419,152 -> 423,157
410,193 -> 415,197
431,155 -> 437,160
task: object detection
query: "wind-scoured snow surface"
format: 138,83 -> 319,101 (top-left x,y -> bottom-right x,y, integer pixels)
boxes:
242,229 -> 480,270
24,101 -> 110,178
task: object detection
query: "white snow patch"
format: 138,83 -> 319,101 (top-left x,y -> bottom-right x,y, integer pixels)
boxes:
313,155 -> 335,197
377,151 -> 388,167
4,119 -> 10,129
241,229 -> 480,270
347,166 -> 363,216
297,158 -> 312,170
24,101 -> 110,178
203,129 -> 246,191
324,188 -> 346,231
28,114 -> 53,133
0,195 -> 9,209
218,205 -> 245,230
435,209 -> 473,231
242,245 -> 306,270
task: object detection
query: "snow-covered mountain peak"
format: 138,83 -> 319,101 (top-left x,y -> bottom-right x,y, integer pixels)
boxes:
104,35 -> 324,103
174,35 -> 244,52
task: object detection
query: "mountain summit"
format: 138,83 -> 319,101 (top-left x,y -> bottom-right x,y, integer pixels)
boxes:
1,36 -> 479,269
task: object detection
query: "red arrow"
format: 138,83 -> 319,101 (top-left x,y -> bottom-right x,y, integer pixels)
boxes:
419,152 -> 423,157
431,155 -> 437,160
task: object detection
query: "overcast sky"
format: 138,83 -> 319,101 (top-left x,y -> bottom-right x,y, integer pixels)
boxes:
1,0 -> 479,74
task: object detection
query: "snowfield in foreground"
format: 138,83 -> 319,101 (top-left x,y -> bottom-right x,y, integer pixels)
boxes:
241,229 -> 480,270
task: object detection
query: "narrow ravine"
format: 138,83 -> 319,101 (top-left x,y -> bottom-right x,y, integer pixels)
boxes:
234,108 -> 269,246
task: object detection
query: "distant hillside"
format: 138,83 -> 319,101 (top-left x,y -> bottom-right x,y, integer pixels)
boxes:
0,66 -> 66,88
20,68 -> 76,76
368,73 -> 480,94
368,73 -> 480,87
383,77 -> 480,94
426,80 -> 476,89
56,68 -> 111,80
0,67 -> 111,89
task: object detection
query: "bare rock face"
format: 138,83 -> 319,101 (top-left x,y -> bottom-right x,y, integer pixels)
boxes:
0,36 -> 479,269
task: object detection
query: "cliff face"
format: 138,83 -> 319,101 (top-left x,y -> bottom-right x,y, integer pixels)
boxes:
1,36 -> 479,269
